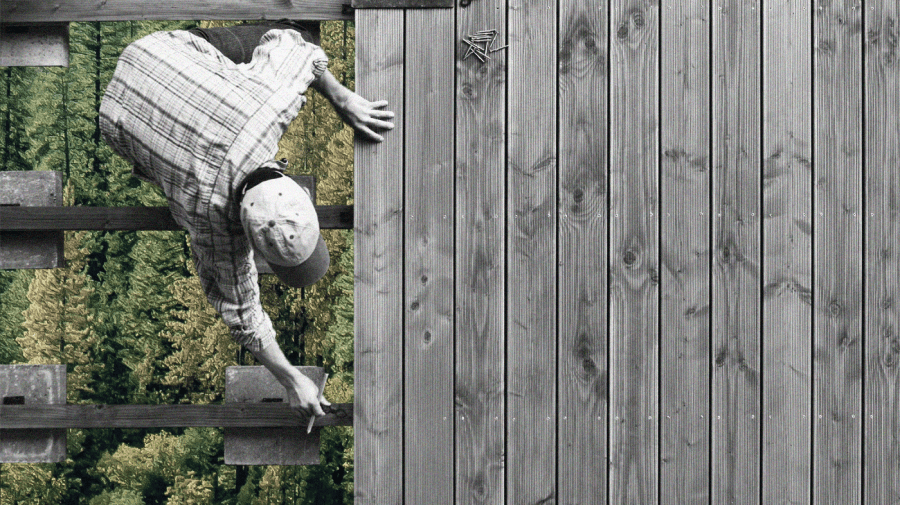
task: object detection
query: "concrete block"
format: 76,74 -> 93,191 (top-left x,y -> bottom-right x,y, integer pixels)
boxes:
0,365 -> 67,463
0,171 -> 65,269
0,24 -> 69,67
224,366 -> 324,465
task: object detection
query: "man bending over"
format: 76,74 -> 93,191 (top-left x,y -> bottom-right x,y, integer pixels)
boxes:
99,21 -> 394,421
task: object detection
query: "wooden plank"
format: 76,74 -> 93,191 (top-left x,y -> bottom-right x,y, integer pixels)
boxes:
507,0 -> 556,500
0,24 -> 69,67
0,205 -> 353,231
455,0 -> 506,499
403,7 -> 455,505
813,0 -> 863,502
353,9 -> 404,505
2,0 -> 352,23
607,0 -> 659,502
0,171 -> 64,269
761,0 -> 813,503
0,365 -> 66,463
557,0 -> 609,498
352,0 -> 453,8
864,1 -> 900,502
0,403 -> 353,429
659,0 -> 711,502
711,0 -> 762,502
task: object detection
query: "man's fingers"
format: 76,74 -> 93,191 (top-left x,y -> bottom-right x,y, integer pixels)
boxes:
369,99 -> 389,108
366,118 -> 395,130
371,109 -> 395,119
357,126 -> 385,143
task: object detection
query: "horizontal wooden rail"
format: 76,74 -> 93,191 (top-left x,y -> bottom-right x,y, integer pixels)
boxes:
0,205 -> 353,231
1,0 -> 353,23
0,402 -> 352,429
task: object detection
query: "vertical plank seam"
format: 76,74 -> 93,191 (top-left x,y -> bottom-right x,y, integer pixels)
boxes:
605,0 -> 614,495
503,2 -> 510,500
402,11 -> 408,505
554,0 -> 562,500
758,2 -> 765,503
859,0 -> 868,503
810,0 -> 817,495
452,6 -> 459,505
707,0 -> 715,498
656,3 -> 663,503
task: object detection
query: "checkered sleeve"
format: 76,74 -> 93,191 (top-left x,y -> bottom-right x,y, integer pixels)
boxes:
190,224 -> 277,353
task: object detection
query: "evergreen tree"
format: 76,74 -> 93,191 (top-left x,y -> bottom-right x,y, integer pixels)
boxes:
19,230 -> 102,401
0,270 -> 31,364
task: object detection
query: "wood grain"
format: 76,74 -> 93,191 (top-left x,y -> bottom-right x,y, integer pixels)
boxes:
865,1 -> 900,502
403,7 -> 455,505
455,0 -> 506,500
353,9 -> 404,505
659,0 -> 711,502
607,0 -> 659,502
507,0 -> 557,501
761,0 -> 813,503
557,0 -> 609,499
0,403 -> 353,429
813,0 -> 864,502
2,0 -> 352,23
711,0 -> 762,502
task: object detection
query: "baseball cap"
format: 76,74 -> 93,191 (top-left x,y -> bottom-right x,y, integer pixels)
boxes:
239,172 -> 330,288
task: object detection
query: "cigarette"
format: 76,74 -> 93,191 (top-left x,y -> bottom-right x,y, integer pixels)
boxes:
306,373 -> 329,434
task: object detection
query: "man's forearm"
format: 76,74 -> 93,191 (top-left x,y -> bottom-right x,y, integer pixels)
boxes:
310,69 -> 352,108
249,341 -> 301,387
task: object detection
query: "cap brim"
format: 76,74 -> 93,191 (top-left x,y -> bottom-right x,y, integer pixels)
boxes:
267,235 -> 330,288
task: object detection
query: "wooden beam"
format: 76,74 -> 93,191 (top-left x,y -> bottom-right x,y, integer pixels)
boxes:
0,403 -> 353,429
0,205 -> 353,231
1,0 -> 353,23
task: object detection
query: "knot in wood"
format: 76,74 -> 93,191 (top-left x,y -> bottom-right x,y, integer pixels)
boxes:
623,250 -> 637,266
573,187 -> 584,203
828,300 -> 843,317
632,10 -> 645,28
616,22 -> 629,40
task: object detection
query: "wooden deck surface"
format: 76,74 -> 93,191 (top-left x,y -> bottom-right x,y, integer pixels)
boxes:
349,0 -> 890,503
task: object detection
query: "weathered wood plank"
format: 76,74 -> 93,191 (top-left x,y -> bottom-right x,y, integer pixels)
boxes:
607,0 -> 659,502
557,0 -> 609,498
353,9 -> 404,505
507,0 -> 557,500
0,205 -> 353,231
403,7 -> 455,505
659,0 -> 711,502
761,0 -> 813,502
455,0 -> 506,500
711,0 -> 762,502
2,0 -> 352,23
813,0 -> 864,502
864,1 -> 900,502
0,403 -> 353,429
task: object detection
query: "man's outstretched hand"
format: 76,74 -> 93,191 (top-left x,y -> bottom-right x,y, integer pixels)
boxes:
311,69 -> 395,142
249,343 -> 328,420
285,372 -> 328,418
334,93 -> 395,143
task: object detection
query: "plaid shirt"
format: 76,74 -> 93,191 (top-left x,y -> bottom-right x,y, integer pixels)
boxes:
100,29 -> 327,351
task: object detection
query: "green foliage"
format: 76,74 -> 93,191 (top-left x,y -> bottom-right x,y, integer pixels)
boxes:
0,270 -> 31,364
1,18 -> 356,504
